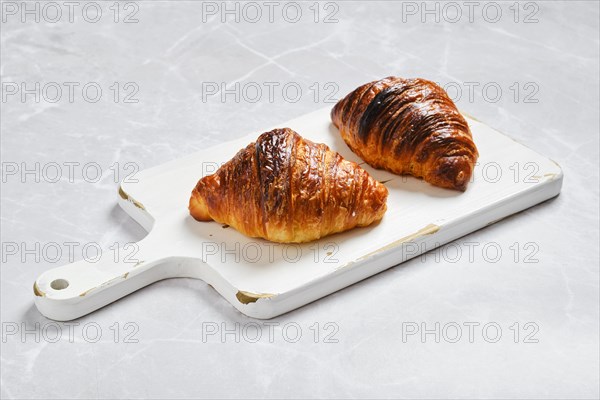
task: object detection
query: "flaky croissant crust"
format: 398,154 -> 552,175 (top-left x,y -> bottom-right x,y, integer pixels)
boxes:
331,76 -> 479,191
189,128 -> 388,243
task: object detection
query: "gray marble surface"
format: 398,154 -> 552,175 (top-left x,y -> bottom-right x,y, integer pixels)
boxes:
1,1 -> 599,398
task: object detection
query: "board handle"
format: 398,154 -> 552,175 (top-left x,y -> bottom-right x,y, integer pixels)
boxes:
33,236 -> 171,321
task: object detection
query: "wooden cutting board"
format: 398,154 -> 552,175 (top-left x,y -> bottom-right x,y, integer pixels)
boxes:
34,107 -> 563,321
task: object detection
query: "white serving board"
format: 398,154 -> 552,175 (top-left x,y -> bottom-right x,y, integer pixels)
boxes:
34,107 -> 563,321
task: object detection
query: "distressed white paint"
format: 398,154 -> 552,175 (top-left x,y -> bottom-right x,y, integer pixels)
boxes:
34,108 -> 563,320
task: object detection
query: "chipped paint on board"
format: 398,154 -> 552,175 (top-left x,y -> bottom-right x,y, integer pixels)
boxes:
118,186 -> 146,210
33,282 -> 46,297
335,223 -> 441,270
236,290 -> 276,304
79,273 -> 130,297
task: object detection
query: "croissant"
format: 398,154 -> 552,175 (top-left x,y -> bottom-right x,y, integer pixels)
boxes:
189,128 -> 388,243
331,76 -> 479,191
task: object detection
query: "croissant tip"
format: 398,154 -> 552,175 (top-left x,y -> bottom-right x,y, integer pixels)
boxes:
189,191 -> 213,221
453,171 -> 468,191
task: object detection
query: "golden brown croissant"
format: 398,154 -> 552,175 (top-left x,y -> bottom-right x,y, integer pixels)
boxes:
189,128 -> 388,243
331,76 -> 479,191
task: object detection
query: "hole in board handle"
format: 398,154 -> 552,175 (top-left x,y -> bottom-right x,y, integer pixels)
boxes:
50,279 -> 69,290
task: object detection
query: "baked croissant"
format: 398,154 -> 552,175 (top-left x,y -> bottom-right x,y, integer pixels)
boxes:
189,128 -> 388,243
331,77 -> 479,191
